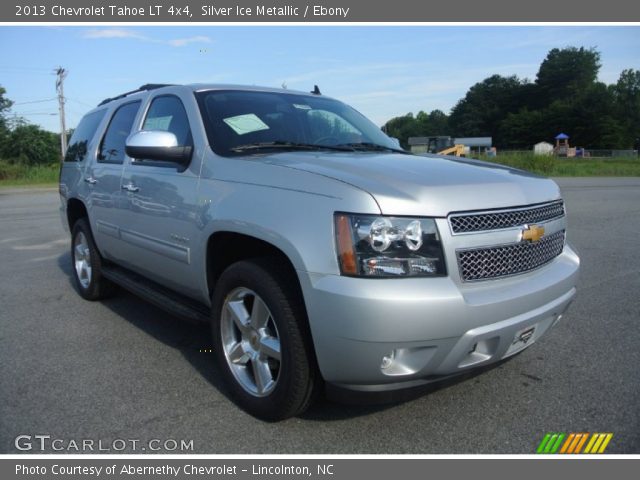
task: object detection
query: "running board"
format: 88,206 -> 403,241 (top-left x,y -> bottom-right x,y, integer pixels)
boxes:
101,264 -> 211,324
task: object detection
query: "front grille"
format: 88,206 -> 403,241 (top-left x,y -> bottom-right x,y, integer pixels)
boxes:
457,230 -> 565,281
449,201 -> 564,234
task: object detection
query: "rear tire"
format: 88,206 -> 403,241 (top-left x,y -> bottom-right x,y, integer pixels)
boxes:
70,218 -> 115,301
211,258 -> 318,420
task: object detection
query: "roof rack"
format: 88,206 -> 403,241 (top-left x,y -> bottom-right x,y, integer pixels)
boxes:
97,84 -> 174,106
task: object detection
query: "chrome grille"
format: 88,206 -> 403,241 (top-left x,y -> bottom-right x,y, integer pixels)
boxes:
457,230 -> 565,281
449,201 -> 564,234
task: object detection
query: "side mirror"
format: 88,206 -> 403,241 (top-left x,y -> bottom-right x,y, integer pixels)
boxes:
125,131 -> 192,165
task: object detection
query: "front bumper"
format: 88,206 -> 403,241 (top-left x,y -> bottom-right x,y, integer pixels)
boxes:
300,244 -> 579,392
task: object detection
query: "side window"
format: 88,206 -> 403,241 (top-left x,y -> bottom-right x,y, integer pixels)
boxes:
142,95 -> 192,146
64,109 -> 106,162
98,101 -> 141,164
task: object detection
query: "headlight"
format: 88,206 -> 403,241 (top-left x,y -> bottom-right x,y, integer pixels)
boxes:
335,213 -> 446,277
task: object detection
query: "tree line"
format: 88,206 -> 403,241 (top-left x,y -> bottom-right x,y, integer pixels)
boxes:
383,47 -> 640,150
0,86 -> 62,165
2,46 -> 639,166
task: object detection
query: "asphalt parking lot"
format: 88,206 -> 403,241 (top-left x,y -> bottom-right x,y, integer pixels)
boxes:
1,178 -> 638,454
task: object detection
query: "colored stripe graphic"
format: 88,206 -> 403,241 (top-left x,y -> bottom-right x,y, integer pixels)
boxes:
583,434 -> 597,453
537,433 -> 613,454
536,433 -> 552,453
543,434 -> 558,453
574,433 -> 589,453
584,433 -> 613,454
568,433 -> 582,453
537,433 -> 565,453
559,433 -> 575,454
597,433 -> 613,453
549,433 -> 565,453
536,433 -> 551,453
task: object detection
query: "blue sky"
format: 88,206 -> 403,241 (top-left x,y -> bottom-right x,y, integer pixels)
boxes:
1,26 -> 639,132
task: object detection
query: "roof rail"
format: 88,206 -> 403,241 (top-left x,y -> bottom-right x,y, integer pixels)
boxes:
97,84 -> 174,107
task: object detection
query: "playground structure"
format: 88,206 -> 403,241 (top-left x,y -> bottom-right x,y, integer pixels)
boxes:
553,133 -> 587,157
554,133 -> 572,156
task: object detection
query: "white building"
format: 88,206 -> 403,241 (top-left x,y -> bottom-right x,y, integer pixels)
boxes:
533,141 -> 554,156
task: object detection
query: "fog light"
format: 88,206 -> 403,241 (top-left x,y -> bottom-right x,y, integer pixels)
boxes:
381,351 -> 395,370
379,347 -> 438,376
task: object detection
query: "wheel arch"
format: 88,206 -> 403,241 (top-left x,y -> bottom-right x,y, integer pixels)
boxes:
66,197 -> 89,231
206,231 -> 323,411
205,230 -> 320,364
206,231 -> 304,300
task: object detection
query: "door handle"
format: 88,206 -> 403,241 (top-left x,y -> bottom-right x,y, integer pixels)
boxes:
121,183 -> 139,193
84,177 -> 97,185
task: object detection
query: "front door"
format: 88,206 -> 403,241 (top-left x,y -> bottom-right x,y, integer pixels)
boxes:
116,91 -> 204,299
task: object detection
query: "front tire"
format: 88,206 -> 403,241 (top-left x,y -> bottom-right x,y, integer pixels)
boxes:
211,258 -> 318,420
71,218 -> 114,301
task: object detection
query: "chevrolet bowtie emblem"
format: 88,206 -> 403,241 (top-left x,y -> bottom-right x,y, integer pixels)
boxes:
522,224 -> 545,243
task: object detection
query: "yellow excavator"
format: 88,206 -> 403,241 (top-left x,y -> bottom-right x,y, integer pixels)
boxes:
437,144 -> 466,156
424,136 -> 466,157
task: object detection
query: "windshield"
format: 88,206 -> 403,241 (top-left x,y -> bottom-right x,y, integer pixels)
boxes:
195,90 -> 402,157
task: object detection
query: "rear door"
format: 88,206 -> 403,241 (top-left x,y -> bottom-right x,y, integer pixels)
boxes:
86,100 -> 142,262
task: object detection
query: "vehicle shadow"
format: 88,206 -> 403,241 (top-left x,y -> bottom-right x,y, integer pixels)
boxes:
300,363 -> 503,421
57,251 -> 505,423
57,251 -> 228,394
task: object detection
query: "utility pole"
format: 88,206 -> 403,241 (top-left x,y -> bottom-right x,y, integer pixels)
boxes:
55,67 -> 68,159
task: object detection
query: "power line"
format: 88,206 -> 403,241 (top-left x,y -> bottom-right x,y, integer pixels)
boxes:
0,65 -> 52,72
0,68 -> 54,76
13,98 -> 57,106
67,97 -> 94,108
12,112 -> 57,116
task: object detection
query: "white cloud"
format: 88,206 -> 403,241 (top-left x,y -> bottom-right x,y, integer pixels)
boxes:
167,36 -> 212,47
83,29 -> 148,40
82,29 -> 211,48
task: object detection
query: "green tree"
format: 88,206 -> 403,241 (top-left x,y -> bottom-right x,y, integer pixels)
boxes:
381,46 -> 637,150
383,110 -> 451,148
0,86 -> 14,151
449,74 -> 529,145
2,124 -> 59,165
0,86 -> 63,164
535,47 -> 601,103
568,83 -> 624,148
382,113 -> 422,148
612,69 -> 640,147
416,109 -> 449,136
0,86 -> 13,125
499,109 -> 547,149
500,84 -> 623,149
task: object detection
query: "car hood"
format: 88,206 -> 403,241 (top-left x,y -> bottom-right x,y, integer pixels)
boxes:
262,152 -> 561,217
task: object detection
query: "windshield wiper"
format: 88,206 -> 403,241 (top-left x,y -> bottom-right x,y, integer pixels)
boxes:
230,141 -> 353,153
336,142 -> 408,154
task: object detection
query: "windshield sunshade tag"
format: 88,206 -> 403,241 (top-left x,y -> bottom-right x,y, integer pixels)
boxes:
223,114 -> 270,135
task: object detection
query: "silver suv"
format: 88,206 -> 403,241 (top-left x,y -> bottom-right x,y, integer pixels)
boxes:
59,84 -> 579,420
